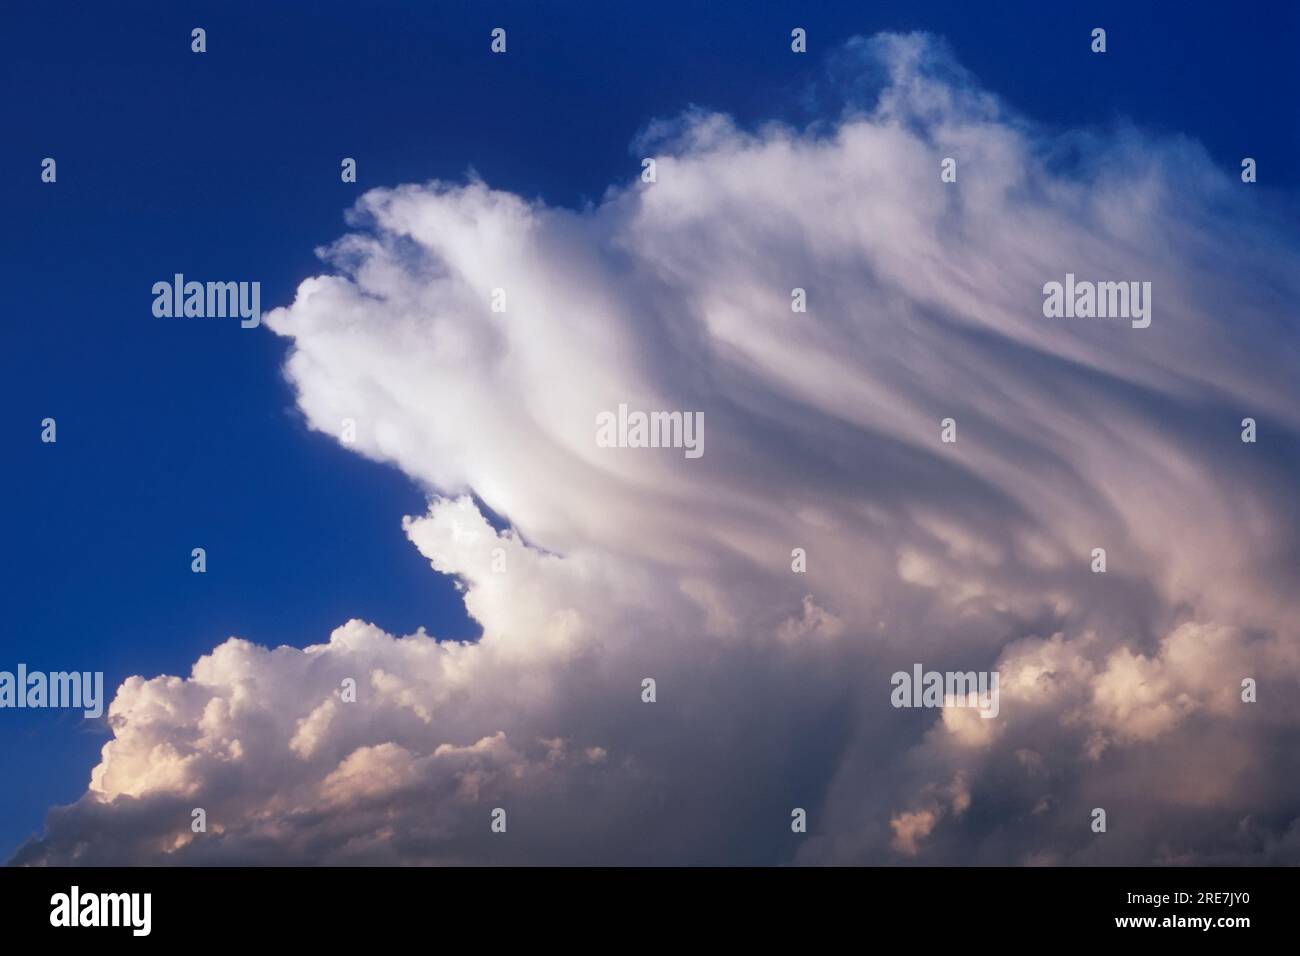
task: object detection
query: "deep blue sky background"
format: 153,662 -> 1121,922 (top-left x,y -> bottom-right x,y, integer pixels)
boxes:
1,0 -> 1296,860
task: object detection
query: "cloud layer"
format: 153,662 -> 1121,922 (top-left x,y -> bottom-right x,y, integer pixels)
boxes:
16,33 -> 1300,865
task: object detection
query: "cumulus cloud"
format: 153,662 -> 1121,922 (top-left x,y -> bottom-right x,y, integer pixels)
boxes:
14,32 -> 1300,865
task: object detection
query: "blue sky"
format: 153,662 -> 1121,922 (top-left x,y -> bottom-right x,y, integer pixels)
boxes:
2,0 -> 1297,863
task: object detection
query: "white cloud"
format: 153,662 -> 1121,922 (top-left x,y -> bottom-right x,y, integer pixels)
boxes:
15,32 -> 1300,866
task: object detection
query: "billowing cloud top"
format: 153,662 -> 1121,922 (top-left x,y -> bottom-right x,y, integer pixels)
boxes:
16,33 -> 1300,865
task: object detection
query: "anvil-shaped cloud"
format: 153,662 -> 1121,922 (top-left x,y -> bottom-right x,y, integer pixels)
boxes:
15,33 -> 1300,865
